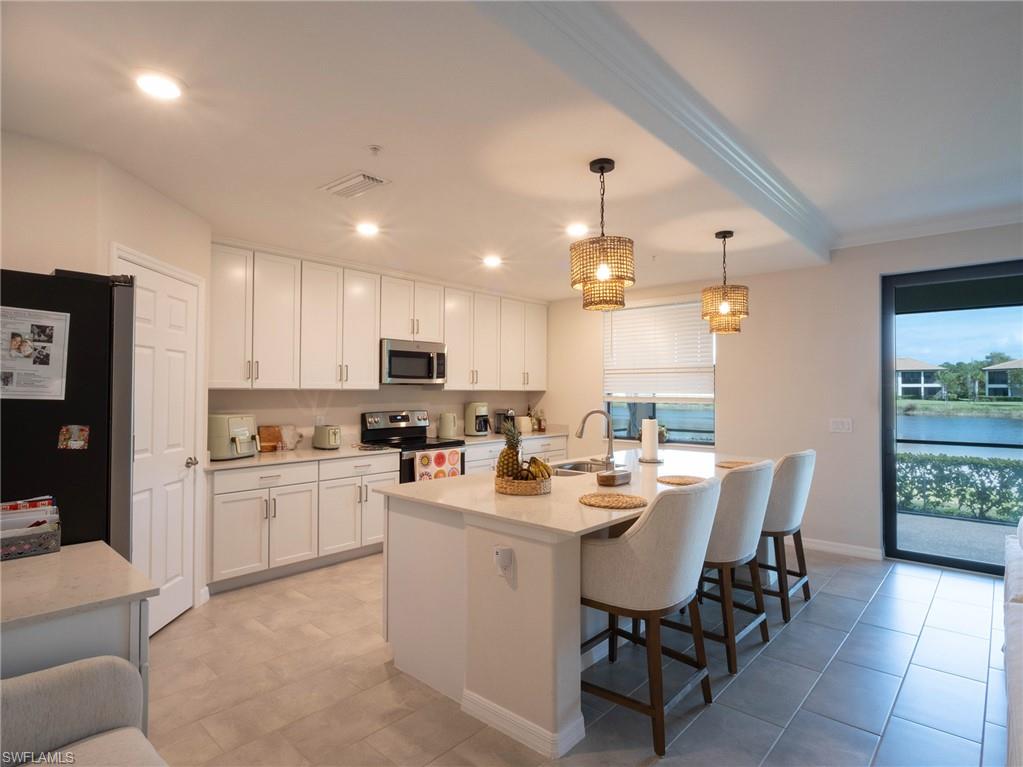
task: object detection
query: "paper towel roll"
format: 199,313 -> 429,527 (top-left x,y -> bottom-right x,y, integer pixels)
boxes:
515,415 -> 533,434
641,419 -> 658,461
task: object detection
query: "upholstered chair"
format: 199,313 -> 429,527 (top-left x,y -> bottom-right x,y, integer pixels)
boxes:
580,478 -> 721,756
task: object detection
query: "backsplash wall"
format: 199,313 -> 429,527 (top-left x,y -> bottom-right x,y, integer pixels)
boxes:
208,389 -> 533,444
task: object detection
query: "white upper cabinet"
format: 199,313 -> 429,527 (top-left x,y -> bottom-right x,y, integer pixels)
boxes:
341,269 -> 381,390
209,245 -> 253,389
523,301 -> 548,390
499,299 -> 526,390
251,252 -> 301,389
300,261 -> 343,389
443,288 -> 474,390
380,276 -> 415,341
414,282 -> 444,343
473,294 -> 501,390
499,298 -> 547,391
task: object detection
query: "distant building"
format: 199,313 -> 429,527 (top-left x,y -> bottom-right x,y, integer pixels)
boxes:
983,359 -> 1022,397
896,357 -> 945,399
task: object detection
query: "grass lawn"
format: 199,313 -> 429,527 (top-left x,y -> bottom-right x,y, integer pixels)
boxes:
897,398 -> 1023,419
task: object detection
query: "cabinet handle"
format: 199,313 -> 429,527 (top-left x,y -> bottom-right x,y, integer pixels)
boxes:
272,498 -> 277,518
416,318 -> 420,335
259,474 -> 281,481
343,364 -> 349,382
353,463 -> 372,469
526,372 -> 530,386
363,485 -> 370,502
263,498 -> 268,520
255,360 -> 260,380
338,364 -> 343,382
246,360 -> 252,380
410,317 -> 415,335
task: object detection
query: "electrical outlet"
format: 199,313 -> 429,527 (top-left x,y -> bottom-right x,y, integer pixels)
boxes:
829,418 -> 853,433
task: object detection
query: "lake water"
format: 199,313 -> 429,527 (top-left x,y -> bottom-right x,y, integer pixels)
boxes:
897,414 -> 1022,459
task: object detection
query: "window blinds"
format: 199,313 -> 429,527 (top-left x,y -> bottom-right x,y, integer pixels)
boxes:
602,301 -> 714,402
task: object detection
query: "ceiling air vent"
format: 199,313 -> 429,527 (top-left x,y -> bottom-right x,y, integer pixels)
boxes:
319,171 -> 389,199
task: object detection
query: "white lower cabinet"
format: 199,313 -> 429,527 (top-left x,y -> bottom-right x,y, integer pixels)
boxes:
362,472 -> 398,545
269,482 -> 318,568
212,488 -> 270,581
465,459 -> 496,475
318,476 -> 362,555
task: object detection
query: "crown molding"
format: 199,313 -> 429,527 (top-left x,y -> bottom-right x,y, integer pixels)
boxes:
834,204 -> 1023,250
479,2 -> 836,261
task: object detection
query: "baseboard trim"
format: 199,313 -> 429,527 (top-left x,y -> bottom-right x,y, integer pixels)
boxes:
461,688 -> 585,758
197,586 -> 210,608
801,536 -> 883,561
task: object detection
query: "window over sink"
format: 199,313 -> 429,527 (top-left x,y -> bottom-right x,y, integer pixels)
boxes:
602,298 -> 715,445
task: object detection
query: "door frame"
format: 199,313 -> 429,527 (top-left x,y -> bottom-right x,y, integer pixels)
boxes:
881,259 -> 1022,575
111,243 -> 210,609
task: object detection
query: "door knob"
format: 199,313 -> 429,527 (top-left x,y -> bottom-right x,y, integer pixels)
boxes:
184,456 -> 199,468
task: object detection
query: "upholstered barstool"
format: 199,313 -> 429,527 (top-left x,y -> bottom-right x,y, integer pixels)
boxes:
580,479 -> 721,756
755,450 -> 816,622
696,460 -> 774,674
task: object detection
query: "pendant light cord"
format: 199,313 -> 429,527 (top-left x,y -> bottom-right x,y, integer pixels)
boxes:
721,237 -> 728,286
599,171 -> 606,237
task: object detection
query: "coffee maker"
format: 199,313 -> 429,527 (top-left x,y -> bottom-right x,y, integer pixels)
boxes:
464,402 -> 490,436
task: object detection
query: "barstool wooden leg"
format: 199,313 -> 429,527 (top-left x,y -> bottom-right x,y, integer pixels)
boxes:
645,616 -> 666,755
688,595 -> 713,703
794,530 -> 812,600
719,567 -> 738,674
773,535 -> 792,623
748,560 -> 770,643
609,613 -> 619,663
632,617 -> 641,642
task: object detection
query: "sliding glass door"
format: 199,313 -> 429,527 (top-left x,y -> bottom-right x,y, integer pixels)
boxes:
882,261 -> 1023,574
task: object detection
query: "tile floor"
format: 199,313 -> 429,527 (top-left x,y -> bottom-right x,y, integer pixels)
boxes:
149,548 -> 1009,767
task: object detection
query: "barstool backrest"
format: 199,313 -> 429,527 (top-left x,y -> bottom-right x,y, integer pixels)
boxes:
762,450 -> 816,535
581,478 -> 721,612
704,460 -> 774,565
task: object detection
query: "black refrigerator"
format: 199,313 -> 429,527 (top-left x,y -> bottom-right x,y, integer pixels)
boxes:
1,269 -> 134,558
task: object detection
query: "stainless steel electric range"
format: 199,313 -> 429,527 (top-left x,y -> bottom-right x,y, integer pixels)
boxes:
360,410 -> 466,483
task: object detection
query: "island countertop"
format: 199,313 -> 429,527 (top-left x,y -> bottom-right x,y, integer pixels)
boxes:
375,448 -> 769,537
1,541 -> 158,629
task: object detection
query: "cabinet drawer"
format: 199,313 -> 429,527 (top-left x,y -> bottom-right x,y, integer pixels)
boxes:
543,450 -> 567,463
320,453 -> 400,481
522,436 -> 567,456
213,462 -> 319,495
465,458 -> 496,475
465,442 -> 502,462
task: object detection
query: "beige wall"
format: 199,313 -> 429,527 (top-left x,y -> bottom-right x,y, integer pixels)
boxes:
538,223 -> 1023,556
2,131 -> 211,279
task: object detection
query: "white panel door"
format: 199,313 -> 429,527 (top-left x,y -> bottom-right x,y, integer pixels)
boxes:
269,482 -> 319,568
120,254 -> 199,634
473,294 -> 501,390
212,489 -> 269,581
523,302 -> 548,391
318,477 -> 361,555
414,282 -> 445,343
342,269 -> 381,389
499,298 -> 526,391
208,245 -> 252,388
362,472 -> 399,545
380,276 -> 414,341
252,252 -> 301,389
443,288 -> 473,390
300,261 -> 343,389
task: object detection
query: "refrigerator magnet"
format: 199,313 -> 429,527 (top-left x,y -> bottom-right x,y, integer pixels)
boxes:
57,425 -> 89,450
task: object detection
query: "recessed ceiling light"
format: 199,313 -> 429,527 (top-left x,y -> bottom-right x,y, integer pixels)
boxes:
135,72 -> 183,101
482,254 -> 502,268
566,223 -> 588,237
356,222 -> 380,237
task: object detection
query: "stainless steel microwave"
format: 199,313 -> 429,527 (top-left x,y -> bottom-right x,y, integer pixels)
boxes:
380,339 -> 447,385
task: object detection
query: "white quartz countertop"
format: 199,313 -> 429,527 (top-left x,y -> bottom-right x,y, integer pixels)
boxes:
461,428 -> 568,446
1,541 -> 159,628
205,445 -> 399,472
375,448 -> 770,536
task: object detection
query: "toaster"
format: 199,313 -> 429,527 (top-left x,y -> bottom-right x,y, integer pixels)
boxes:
208,414 -> 259,461
313,424 -> 342,450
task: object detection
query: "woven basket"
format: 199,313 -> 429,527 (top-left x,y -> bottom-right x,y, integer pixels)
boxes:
495,476 -> 552,496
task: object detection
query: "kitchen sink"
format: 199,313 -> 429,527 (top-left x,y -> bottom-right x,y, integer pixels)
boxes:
553,459 -> 617,476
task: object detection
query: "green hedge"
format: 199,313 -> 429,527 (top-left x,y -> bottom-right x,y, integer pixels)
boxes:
896,452 -> 1023,524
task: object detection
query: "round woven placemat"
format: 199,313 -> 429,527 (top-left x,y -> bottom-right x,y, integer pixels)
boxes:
716,460 -> 753,469
579,493 -> 648,510
658,475 -> 703,486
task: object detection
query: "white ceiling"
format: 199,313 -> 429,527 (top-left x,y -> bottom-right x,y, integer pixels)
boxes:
3,2 -> 1020,300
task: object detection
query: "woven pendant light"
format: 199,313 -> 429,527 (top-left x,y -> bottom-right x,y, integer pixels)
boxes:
570,158 -> 634,311
701,230 -> 749,333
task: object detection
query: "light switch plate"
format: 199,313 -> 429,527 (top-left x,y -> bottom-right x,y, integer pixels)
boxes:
829,418 -> 853,433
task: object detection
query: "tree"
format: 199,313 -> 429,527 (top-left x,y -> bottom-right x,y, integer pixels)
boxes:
937,352 -> 1014,400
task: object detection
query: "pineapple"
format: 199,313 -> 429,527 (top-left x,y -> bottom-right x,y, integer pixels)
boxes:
497,421 -> 522,478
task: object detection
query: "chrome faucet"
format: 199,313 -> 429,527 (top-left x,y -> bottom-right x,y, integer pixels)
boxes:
576,409 -> 615,468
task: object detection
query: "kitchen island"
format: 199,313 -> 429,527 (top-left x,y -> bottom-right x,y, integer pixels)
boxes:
375,448 -> 767,757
